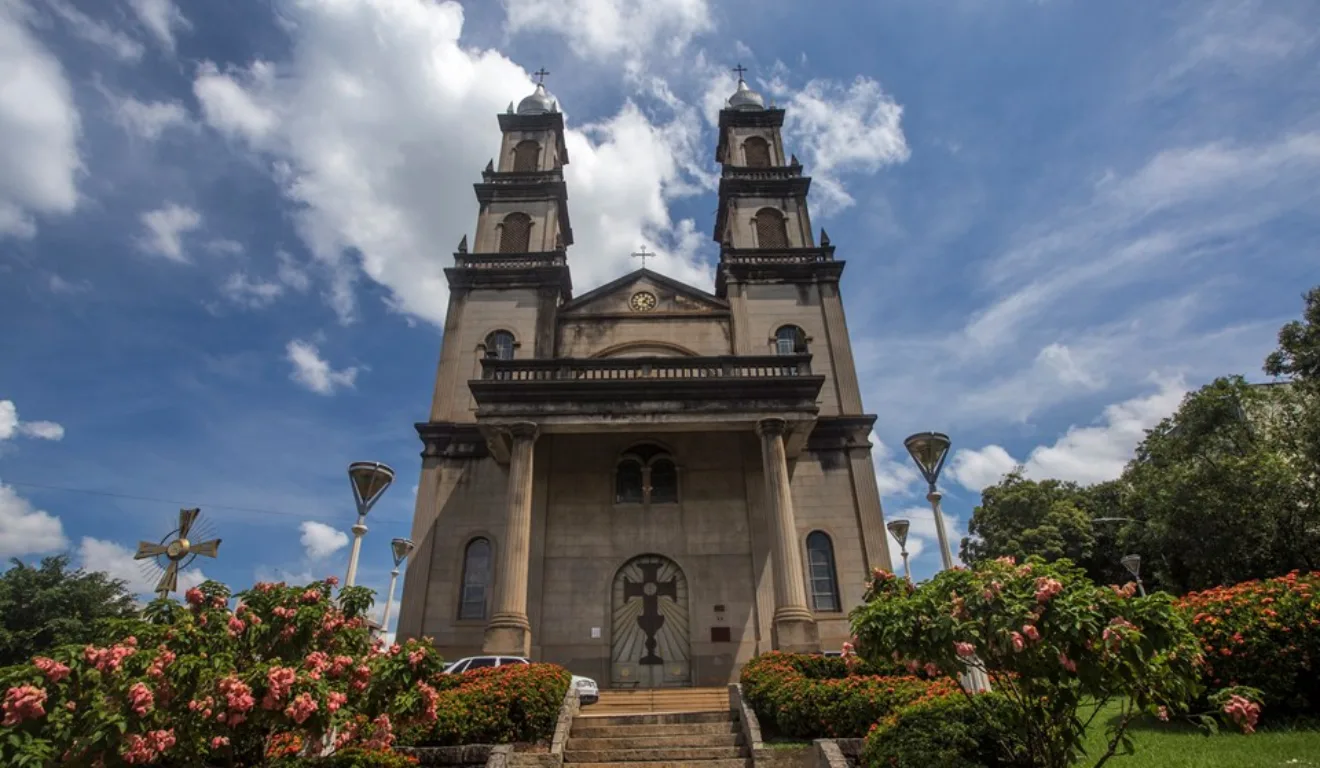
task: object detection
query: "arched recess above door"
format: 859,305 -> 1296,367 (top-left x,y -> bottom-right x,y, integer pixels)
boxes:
591,340 -> 700,358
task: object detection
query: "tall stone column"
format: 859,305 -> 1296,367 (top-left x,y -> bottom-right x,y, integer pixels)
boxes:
756,418 -> 819,652
483,422 -> 538,656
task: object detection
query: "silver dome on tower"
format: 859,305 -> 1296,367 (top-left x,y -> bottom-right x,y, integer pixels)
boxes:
516,68 -> 558,115
726,64 -> 765,111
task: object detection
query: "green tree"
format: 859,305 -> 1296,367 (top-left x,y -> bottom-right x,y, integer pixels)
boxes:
1120,376 -> 1316,593
1265,286 -> 1320,383
0,555 -> 139,668
961,471 -> 1097,570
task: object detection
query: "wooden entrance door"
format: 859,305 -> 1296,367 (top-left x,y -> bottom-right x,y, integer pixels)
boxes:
611,555 -> 691,688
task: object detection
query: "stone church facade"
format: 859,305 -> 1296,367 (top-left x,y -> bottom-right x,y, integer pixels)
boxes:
396,76 -> 893,688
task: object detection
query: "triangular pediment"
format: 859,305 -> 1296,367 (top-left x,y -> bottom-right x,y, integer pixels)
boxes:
560,268 -> 728,316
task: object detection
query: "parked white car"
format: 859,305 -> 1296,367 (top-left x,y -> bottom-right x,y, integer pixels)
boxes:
442,656 -> 598,705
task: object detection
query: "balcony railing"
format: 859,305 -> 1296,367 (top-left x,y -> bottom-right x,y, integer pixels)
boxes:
453,251 -> 567,270
721,163 -> 803,181
720,247 -> 832,266
480,354 -> 812,382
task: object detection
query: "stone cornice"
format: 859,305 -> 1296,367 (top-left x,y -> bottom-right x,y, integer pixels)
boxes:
806,415 -> 879,452
444,263 -> 573,298
415,422 -> 489,459
716,258 -> 846,297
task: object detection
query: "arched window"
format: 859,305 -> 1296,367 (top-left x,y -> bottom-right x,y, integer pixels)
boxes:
513,140 -> 540,172
775,325 -> 807,356
499,212 -> 532,253
806,531 -> 840,612
743,137 -> 771,168
615,459 -> 644,504
650,459 -> 678,503
754,208 -> 789,249
484,330 -> 515,360
615,444 -> 679,505
458,538 -> 491,620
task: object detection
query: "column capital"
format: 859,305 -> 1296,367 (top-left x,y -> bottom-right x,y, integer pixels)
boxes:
507,422 -> 539,441
756,417 -> 789,437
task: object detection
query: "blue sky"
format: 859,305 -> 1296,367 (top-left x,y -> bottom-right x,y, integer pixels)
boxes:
2,0 -> 1318,626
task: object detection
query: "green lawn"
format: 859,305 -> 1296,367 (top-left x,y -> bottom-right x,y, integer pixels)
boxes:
1080,704 -> 1320,768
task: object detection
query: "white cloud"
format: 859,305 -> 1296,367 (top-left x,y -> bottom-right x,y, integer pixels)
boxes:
191,0 -> 711,326
286,339 -> 360,395
137,203 -> 201,261
204,239 -> 244,256
49,274 -> 91,294
276,251 -> 311,292
502,0 -> 712,72
884,505 -> 960,572
0,1 -> 81,238
300,521 -> 349,560
109,94 -> 190,140
0,399 -> 64,441
127,0 -> 190,52
43,0 -> 144,61
221,272 -> 284,308
948,377 -> 1189,491
0,482 -> 68,557
871,431 -> 922,498
776,76 -> 911,214
77,536 -> 206,597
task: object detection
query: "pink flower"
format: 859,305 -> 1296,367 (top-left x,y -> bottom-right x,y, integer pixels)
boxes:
329,655 -> 355,678
995,556 -> 1016,566
218,676 -> 255,716
284,692 -> 319,724
2,685 -> 48,726
32,657 -> 71,684
350,664 -> 371,692
954,642 -> 976,658
1157,706 -> 1169,722
1022,624 -> 1040,643
185,587 -> 205,606
262,666 -> 297,709
408,649 -> 427,667
83,643 -> 136,674
128,682 -> 155,717
1034,577 -> 1063,603
840,641 -> 855,658
147,649 -> 176,680
1058,653 -> 1077,673
65,700 -> 76,712
227,616 -> 246,638
416,682 -> 439,722
254,581 -> 277,593
327,691 -> 348,713
324,576 -> 340,587
211,736 -> 230,749
1223,695 -> 1261,734
361,714 -> 395,751
121,729 -> 175,765
300,589 -> 321,604
1010,632 -> 1025,652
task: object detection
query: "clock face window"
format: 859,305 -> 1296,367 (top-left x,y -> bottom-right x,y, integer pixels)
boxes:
630,291 -> 658,312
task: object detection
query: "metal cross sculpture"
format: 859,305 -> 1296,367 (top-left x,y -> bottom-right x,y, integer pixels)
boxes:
731,63 -> 748,81
631,246 -> 654,268
622,561 -> 678,666
533,68 -> 550,85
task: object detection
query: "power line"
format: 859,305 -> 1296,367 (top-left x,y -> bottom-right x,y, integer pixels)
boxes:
0,479 -> 409,524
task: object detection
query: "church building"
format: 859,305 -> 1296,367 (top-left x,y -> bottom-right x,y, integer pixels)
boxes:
396,73 -> 893,688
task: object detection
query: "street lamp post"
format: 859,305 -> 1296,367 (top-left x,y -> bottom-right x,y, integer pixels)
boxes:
1121,554 -> 1147,597
345,461 -> 395,588
903,431 -> 990,693
380,537 -> 415,638
886,519 -> 912,581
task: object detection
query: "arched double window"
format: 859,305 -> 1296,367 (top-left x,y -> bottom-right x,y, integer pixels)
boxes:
743,137 -> 771,168
499,212 -> 532,253
513,140 -> 540,172
458,537 -> 491,620
775,325 -> 808,356
806,531 -> 840,612
754,207 -> 789,249
484,330 -> 515,360
615,444 -> 679,505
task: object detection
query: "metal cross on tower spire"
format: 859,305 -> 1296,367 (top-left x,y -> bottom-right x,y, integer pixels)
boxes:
631,246 -> 655,268
731,63 -> 748,81
533,68 -> 550,85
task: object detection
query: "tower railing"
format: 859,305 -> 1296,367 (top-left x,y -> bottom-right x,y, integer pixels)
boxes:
478,354 -> 813,382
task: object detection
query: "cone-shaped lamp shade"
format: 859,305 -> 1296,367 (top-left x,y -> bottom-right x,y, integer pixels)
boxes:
904,432 -> 951,486
349,461 -> 395,516
886,519 -> 911,548
391,537 -> 415,567
1121,554 -> 1142,579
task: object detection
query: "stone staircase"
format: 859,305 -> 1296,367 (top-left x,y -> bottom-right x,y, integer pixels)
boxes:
565,688 -> 747,768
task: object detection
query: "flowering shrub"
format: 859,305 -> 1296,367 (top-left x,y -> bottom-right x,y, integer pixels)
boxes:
738,652 -> 952,739
0,578 -> 447,766
862,690 -> 1020,768
851,559 -> 1205,768
403,663 -> 570,747
1177,571 -> 1320,714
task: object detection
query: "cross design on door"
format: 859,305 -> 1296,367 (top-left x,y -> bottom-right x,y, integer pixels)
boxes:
622,561 -> 678,665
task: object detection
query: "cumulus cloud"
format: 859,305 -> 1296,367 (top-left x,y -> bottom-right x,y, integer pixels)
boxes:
871,432 -> 922,498
300,521 -> 349,560
77,536 -> 206,596
947,378 -> 1189,491
220,272 -> 285,309
43,0 -> 144,61
503,0 -> 713,72
191,0 -> 711,326
0,399 -> 64,441
137,203 -> 201,261
0,1 -> 81,238
0,482 -> 68,558
127,0 -> 190,52
108,94 -> 190,140
286,340 -> 360,395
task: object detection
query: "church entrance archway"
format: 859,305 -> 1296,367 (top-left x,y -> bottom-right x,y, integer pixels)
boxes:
611,555 -> 691,688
